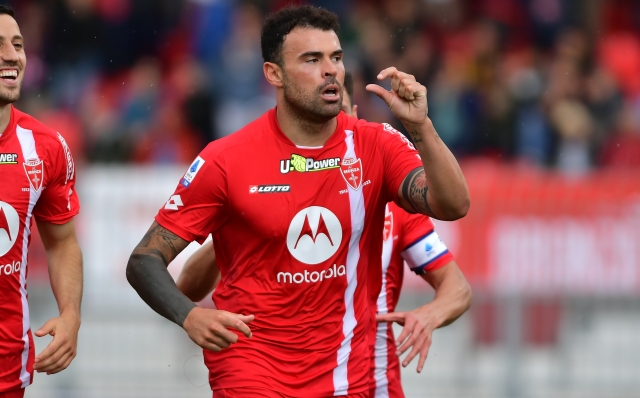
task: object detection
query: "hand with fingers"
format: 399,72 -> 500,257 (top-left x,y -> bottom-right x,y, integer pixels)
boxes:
376,309 -> 436,373
183,307 -> 254,352
366,67 -> 429,128
33,313 -> 81,375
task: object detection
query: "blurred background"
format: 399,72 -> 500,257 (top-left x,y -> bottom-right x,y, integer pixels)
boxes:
6,0 -> 639,397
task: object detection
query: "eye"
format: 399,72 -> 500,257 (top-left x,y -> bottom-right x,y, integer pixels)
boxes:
306,58 -> 318,63
332,55 -> 342,63
13,43 -> 23,50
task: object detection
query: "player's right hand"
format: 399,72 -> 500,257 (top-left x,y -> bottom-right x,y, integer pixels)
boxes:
182,307 -> 254,352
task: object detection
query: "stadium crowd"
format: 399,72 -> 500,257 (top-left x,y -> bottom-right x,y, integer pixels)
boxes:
8,0 -> 640,170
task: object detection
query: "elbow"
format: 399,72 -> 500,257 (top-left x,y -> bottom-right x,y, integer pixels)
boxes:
126,254 -> 143,288
439,198 -> 470,221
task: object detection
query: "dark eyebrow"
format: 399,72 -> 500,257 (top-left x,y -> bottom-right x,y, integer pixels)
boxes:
0,35 -> 24,41
300,49 -> 344,58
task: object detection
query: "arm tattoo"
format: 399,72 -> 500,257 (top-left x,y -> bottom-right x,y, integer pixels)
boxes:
126,222 -> 195,326
401,167 -> 436,217
408,130 -> 423,144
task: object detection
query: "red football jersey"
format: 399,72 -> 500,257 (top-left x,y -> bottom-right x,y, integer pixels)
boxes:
156,109 -> 422,396
370,202 -> 454,398
0,106 -> 79,393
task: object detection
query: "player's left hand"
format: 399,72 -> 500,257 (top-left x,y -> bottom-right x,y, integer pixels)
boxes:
365,67 -> 428,128
33,312 -> 80,374
376,308 -> 436,373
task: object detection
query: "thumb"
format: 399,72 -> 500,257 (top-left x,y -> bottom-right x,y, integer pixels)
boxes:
35,319 -> 57,337
366,84 -> 393,106
376,312 -> 406,325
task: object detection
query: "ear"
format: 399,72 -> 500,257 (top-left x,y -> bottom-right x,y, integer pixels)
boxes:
263,62 -> 284,88
352,104 -> 358,119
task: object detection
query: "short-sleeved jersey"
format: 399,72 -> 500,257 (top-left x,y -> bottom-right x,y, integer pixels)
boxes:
0,106 -> 79,393
156,109 -> 422,396
370,202 -> 453,398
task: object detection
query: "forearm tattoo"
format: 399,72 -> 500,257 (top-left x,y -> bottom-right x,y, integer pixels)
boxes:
408,130 -> 423,144
127,222 -> 195,326
401,167 -> 436,217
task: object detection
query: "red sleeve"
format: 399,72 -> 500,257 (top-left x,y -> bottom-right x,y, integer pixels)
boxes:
377,123 -> 423,204
33,133 -> 80,224
155,144 -> 228,244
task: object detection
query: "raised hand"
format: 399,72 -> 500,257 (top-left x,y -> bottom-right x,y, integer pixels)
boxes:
183,307 -> 254,352
366,67 -> 428,128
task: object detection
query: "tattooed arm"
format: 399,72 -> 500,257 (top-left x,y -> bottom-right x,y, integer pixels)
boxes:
126,222 -> 254,351
126,221 -> 194,325
366,67 -> 469,220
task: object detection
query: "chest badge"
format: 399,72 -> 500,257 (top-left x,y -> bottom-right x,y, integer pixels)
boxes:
340,158 -> 362,190
383,210 -> 393,242
23,158 -> 44,192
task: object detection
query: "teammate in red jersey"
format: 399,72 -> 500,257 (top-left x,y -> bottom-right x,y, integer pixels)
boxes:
0,6 -> 83,398
127,5 -> 469,397
174,73 -> 472,398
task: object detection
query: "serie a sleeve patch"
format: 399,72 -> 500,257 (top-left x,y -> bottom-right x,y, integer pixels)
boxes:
401,230 -> 449,275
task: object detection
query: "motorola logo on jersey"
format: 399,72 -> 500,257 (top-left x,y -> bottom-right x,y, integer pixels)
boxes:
286,206 -> 342,265
0,201 -> 20,257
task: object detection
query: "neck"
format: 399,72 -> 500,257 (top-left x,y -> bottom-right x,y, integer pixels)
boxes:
0,103 -> 11,136
276,99 -> 337,147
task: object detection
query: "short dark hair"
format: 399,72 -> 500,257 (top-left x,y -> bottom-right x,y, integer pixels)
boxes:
0,5 -> 15,19
261,5 -> 340,66
344,72 -> 354,106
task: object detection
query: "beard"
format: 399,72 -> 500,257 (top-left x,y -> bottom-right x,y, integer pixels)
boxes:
282,72 -> 343,123
0,85 -> 21,105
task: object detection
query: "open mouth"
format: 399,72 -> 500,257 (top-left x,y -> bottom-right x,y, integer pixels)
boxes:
0,69 -> 18,84
320,85 -> 340,101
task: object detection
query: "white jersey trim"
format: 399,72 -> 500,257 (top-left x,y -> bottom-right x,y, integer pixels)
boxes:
333,130 -> 364,395
17,124 -> 42,387
373,204 -> 394,397
402,230 -> 449,274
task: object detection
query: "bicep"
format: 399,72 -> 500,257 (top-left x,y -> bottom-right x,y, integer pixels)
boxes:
36,218 -> 78,250
398,167 -> 436,217
133,221 -> 190,266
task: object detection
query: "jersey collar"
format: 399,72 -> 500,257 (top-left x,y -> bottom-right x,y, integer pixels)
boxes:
268,107 -> 346,150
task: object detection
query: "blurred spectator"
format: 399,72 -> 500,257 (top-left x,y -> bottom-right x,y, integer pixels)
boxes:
5,0 -> 639,167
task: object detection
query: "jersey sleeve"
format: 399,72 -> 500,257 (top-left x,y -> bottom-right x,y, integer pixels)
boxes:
398,209 -> 454,275
33,133 -> 80,224
377,123 -> 423,204
155,144 -> 228,244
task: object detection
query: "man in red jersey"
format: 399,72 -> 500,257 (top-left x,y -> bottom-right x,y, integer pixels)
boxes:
126,5 -> 469,397
0,6 -> 83,398
174,73 -> 472,398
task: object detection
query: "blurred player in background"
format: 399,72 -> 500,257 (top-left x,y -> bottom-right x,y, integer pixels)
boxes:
175,72 -> 472,398
127,5 -> 469,397
0,5 -> 83,398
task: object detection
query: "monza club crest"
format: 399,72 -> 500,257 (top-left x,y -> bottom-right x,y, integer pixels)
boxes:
340,158 -> 362,190
23,158 -> 44,192
383,210 -> 393,242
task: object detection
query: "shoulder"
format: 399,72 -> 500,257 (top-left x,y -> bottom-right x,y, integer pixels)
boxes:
13,108 -> 72,159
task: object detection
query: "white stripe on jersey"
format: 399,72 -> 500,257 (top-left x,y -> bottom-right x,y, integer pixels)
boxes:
402,230 -> 449,274
333,130 -> 365,396
17,125 -> 42,387
373,204 -> 394,397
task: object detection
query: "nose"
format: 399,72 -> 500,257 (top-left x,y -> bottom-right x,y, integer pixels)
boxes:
322,58 -> 337,78
1,39 -> 19,63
